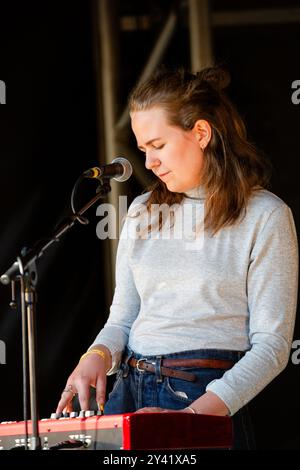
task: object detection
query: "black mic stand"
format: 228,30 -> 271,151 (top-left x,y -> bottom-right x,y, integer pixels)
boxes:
0,178 -> 112,450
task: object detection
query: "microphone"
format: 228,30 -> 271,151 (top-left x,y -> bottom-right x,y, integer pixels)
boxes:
83,157 -> 132,182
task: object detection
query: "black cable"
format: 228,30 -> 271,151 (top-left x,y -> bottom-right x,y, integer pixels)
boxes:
70,175 -> 90,226
48,439 -> 88,450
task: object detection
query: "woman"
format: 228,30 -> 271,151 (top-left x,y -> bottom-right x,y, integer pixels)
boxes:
56,67 -> 298,449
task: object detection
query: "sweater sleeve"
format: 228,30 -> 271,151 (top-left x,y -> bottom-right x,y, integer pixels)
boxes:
90,204 -> 141,374
206,204 -> 299,415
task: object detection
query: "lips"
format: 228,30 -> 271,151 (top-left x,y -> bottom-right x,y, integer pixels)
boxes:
158,171 -> 170,178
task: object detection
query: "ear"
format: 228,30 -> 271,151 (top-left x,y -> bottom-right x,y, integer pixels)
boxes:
192,119 -> 212,150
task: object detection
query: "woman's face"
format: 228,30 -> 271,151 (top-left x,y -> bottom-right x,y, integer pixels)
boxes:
131,107 -> 206,193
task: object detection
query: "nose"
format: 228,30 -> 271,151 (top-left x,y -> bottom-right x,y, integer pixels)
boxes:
145,151 -> 160,171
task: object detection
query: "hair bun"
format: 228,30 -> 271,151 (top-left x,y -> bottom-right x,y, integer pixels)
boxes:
196,66 -> 231,91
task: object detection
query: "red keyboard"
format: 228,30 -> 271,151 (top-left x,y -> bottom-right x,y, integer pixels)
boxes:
0,413 -> 233,450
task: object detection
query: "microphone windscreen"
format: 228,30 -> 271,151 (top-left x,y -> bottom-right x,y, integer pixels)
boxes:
112,157 -> 133,182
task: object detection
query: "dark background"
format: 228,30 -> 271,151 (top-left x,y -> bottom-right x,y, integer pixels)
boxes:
0,0 -> 299,449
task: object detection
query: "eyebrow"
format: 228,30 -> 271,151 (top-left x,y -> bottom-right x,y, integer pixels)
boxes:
137,137 -> 162,150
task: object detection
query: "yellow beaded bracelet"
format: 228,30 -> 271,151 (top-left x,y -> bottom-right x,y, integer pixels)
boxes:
80,349 -> 106,362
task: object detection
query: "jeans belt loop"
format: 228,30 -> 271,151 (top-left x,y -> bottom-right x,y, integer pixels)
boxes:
155,356 -> 163,384
122,352 -> 133,378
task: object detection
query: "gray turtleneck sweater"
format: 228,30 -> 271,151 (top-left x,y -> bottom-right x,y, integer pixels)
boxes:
91,187 -> 298,415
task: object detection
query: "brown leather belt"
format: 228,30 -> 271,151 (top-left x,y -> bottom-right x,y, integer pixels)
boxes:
127,357 -> 235,382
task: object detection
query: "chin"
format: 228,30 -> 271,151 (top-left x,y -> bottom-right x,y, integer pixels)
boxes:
165,181 -> 180,192
166,182 -> 187,193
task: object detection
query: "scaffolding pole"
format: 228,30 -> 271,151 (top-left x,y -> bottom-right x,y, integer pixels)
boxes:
188,0 -> 213,71
95,0 -> 121,291
94,0 -> 214,294
116,9 -> 178,132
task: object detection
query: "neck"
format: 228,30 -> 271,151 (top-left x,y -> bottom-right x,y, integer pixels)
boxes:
183,185 -> 205,200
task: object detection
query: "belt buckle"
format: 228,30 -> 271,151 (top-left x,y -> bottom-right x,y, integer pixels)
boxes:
136,358 -> 147,372
136,358 -> 156,372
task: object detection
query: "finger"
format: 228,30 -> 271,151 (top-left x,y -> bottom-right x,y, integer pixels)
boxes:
63,401 -> 73,414
56,393 -> 72,414
56,385 -> 77,414
76,379 -> 91,411
96,375 -> 107,411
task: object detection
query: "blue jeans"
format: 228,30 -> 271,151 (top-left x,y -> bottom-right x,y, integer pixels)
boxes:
104,347 -> 256,450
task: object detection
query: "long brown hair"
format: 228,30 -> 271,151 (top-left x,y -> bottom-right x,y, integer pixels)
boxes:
129,66 -> 272,235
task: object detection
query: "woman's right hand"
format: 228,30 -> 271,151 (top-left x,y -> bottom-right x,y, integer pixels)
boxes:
56,345 -> 112,414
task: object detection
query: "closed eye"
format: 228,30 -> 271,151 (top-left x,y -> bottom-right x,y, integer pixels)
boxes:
137,143 -> 165,152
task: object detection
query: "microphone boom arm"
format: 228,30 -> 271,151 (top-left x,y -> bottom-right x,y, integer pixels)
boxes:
1,179 -> 112,285
0,177 -> 112,450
